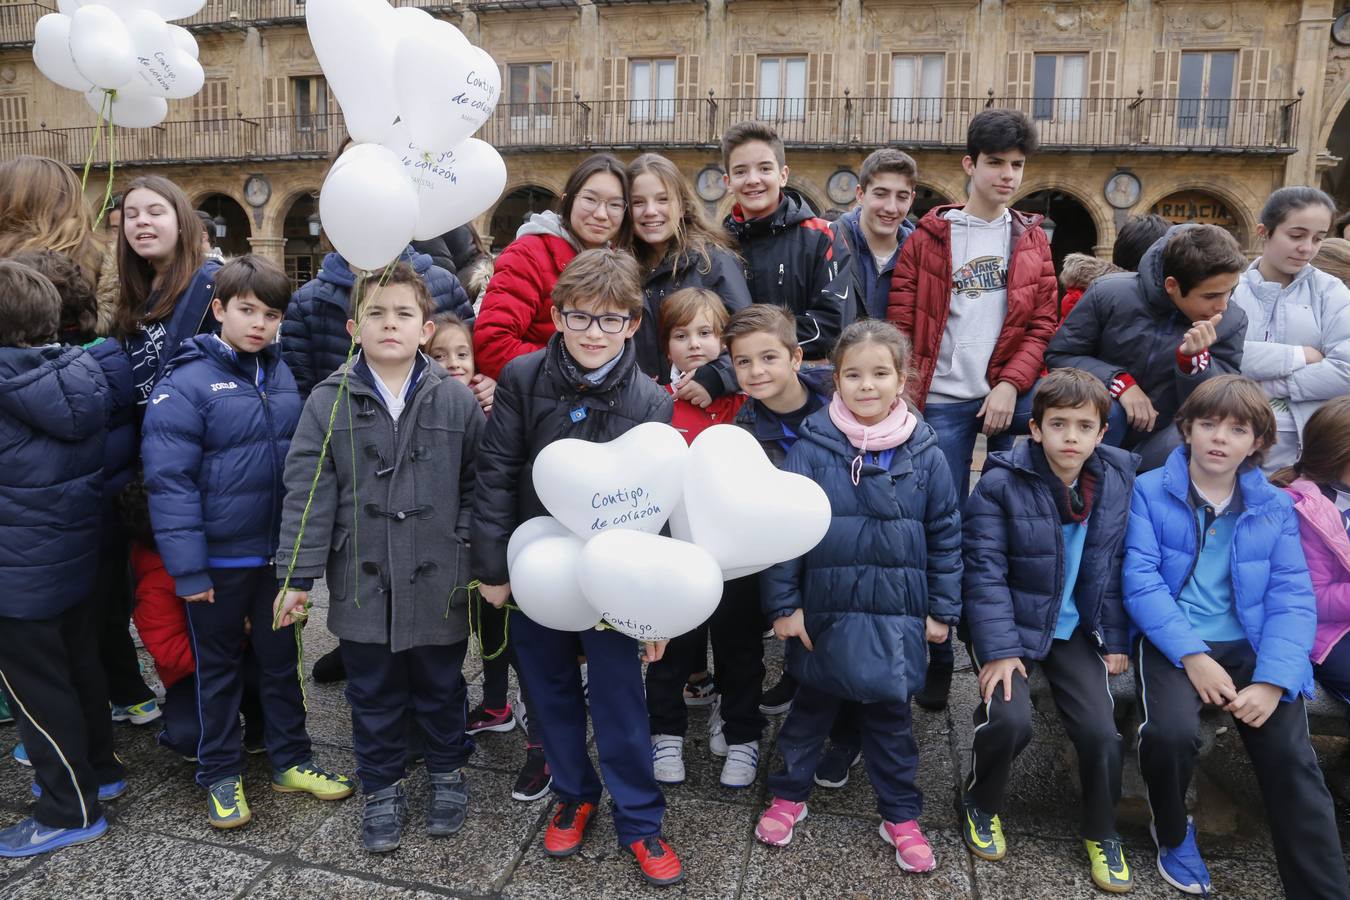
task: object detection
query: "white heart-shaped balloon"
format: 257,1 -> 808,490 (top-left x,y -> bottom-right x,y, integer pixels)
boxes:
382,126 -> 507,240
318,142 -> 418,272
579,530 -> 723,642
393,27 -> 497,150
167,23 -> 197,58
532,422 -> 689,540
84,86 -> 167,127
306,0 -> 397,143
506,515 -> 573,570
117,9 -> 203,99
69,4 -> 136,89
508,534 -> 602,632
33,14 -> 93,92
682,424 -> 831,574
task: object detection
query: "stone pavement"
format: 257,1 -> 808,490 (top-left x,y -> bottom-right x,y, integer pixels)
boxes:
2,584 -> 1348,900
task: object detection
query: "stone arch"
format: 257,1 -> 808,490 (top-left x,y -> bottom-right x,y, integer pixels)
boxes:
276,189 -> 325,286
193,191 -> 252,258
1012,178 -> 1115,252
1140,181 -> 1258,251
487,183 -> 561,251
911,181 -> 956,222
785,178 -> 828,217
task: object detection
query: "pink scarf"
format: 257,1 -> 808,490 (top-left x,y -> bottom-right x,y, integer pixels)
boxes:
827,393 -> 918,485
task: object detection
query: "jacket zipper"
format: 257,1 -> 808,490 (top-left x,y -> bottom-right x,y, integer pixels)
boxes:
250,356 -> 280,558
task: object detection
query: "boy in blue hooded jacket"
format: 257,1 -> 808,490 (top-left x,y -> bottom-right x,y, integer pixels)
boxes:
142,256 -> 353,830
1124,374 -> 1348,898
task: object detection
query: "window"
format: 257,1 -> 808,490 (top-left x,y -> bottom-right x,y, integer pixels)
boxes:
0,95 -> 28,133
291,76 -> 329,132
191,78 -> 229,132
629,58 -> 676,122
890,54 -> 943,122
1032,53 -> 1085,121
757,55 -> 807,120
1178,51 -> 1235,129
508,62 -> 553,125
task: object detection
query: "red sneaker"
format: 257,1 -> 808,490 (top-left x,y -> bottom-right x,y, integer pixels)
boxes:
627,835 -> 684,886
543,800 -> 595,857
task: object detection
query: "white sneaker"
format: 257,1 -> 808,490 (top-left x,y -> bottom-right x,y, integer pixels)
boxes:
580,662 -> 590,705
708,696 -> 728,757
513,692 -> 528,733
651,734 -> 685,785
720,740 -> 759,789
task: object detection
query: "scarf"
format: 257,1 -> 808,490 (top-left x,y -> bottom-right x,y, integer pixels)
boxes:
827,393 -> 918,485
1028,442 -> 1096,524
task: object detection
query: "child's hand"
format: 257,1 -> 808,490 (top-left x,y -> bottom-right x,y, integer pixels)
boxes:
1104,653 -> 1129,676
642,640 -> 669,663
978,656 -> 1026,703
925,616 -> 949,644
470,374 -> 496,413
672,375 -> 713,409
1179,313 -> 1224,356
181,588 -> 215,604
479,583 -> 510,608
1224,682 -> 1282,728
1117,384 -> 1158,433
773,609 -> 813,651
1181,652 -> 1238,706
274,589 -> 309,627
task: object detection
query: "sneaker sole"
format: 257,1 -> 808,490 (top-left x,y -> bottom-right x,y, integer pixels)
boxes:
364,838 -> 401,853
14,755 -> 31,768
683,695 -> 717,708
210,812 -> 252,830
879,821 -> 937,873
755,804 -> 807,847
512,777 -> 552,803
654,774 -> 685,786
758,702 -> 791,716
112,711 -> 162,725
0,819 -> 108,858
31,782 -> 127,802
426,819 -> 466,837
719,776 -> 755,789
271,783 -> 355,801
1091,874 -> 1134,895
1150,823 -> 1207,895
467,720 -> 517,735
813,774 -> 850,789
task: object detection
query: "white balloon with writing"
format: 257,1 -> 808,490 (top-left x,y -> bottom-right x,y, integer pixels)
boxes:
508,534 -> 602,632
681,424 -> 831,577
319,142 -> 418,272
69,4 -> 136,89
382,126 -> 507,240
393,27 -> 498,151
117,8 -> 204,100
578,530 -> 723,642
84,85 -> 167,127
532,422 -> 688,540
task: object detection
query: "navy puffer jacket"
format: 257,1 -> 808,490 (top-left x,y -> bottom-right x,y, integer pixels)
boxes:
86,337 -> 138,525
283,247 -> 472,397
141,335 -> 302,596
0,345 -> 107,619
962,442 -> 1138,663
762,408 -> 962,703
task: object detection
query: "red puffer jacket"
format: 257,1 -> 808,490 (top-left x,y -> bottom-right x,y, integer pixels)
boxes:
885,204 -> 1058,409
130,543 -> 194,689
474,232 -> 578,380
668,385 -> 746,445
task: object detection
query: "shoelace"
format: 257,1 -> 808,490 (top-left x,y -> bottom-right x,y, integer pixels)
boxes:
1093,841 -> 1125,872
639,836 -> 667,857
1166,848 -> 1210,898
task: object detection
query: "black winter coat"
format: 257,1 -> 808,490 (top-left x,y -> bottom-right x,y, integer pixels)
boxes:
962,442 -> 1138,663
724,195 -> 852,358
634,246 -> 751,397
471,335 -> 673,586
1045,227 -> 1247,436
0,345 -> 107,619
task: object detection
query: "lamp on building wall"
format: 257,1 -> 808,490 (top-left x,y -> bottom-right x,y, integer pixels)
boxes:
1040,216 -> 1057,245
212,213 -> 227,239
307,212 -> 322,238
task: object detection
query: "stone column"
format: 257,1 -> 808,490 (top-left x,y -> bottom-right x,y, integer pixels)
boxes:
1288,0 -> 1336,185
247,236 -> 287,267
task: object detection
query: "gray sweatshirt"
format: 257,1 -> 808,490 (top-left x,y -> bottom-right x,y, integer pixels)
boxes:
928,208 -> 1012,404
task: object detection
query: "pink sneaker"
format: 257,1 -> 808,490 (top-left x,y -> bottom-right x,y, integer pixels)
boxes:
880,819 -> 935,872
755,798 -> 808,847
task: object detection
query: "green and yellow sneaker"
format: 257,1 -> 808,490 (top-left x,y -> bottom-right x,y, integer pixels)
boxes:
207,776 -> 251,829
962,797 -> 1006,861
271,761 -> 354,801
1085,838 -> 1132,894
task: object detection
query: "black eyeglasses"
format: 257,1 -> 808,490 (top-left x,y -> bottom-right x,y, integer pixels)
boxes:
560,310 -> 632,334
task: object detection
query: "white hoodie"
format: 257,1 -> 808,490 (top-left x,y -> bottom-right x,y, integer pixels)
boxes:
928,208 -> 1011,404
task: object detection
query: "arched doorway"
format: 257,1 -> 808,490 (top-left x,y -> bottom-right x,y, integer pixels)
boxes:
490,185 -> 559,252
1322,94 -> 1350,212
909,184 -> 954,224
281,192 -> 326,288
196,193 -> 251,259
1150,189 -> 1248,247
1013,190 -> 1098,274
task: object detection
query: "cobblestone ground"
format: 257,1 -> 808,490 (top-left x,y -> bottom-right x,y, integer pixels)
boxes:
2,582 -> 1349,899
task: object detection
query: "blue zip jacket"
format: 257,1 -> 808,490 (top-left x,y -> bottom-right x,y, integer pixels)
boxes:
762,408 -> 962,703
283,247 -> 472,397
141,334 -> 302,596
1123,445 -> 1317,700
963,441 -> 1138,663
0,345 -> 107,619
831,207 -> 915,320
732,365 -> 835,467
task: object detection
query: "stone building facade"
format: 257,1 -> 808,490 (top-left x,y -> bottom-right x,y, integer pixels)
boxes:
1,0 -> 1348,280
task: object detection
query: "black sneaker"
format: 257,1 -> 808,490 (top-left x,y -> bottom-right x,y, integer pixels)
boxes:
362,781 -> 407,853
242,730 -> 265,755
813,743 -> 862,789
913,662 -> 953,712
758,677 -> 796,715
512,746 -> 552,802
683,673 -> 717,708
312,647 -> 346,684
426,770 -> 468,836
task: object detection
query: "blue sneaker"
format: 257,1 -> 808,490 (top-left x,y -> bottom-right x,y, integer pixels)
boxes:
0,815 -> 108,857
1152,817 -> 1212,895
13,743 -> 29,767
111,699 -> 161,725
31,779 -> 127,802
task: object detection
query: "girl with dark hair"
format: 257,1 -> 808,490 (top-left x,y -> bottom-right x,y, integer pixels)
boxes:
473,153 -> 631,380
1232,185 -> 1350,470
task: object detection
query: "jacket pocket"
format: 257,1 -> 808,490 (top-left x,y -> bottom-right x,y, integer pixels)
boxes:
327,525 -> 351,602
788,612 -> 915,704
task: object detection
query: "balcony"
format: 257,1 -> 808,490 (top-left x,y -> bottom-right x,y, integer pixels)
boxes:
1,2 -> 55,48
0,95 -> 1301,168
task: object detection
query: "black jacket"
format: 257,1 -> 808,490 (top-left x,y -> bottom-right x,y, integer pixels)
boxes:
962,441 -> 1138,662
724,195 -> 852,358
1045,227 -> 1247,436
634,245 -> 752,397
732,366 -> 835,467
471,335 -> 674,585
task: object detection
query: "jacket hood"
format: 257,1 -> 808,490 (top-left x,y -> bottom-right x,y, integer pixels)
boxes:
797,402 -> 937,462
726,194 -> 817,239
163,333 -> 283,380
515,210 -> 581,251
1136,225 -> 1196,316
1239,256 -> 1317,299
0,345 -> 107,441
318,246 -> 432,289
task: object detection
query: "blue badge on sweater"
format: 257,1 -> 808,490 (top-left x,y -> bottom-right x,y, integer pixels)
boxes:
569,406 -> 588,423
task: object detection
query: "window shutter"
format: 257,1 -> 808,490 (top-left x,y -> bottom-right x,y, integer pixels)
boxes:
615,56 -> 627,103
555,59 -> 574,101
0,94 -> 29,132
602,56 -> 615,101
1088,49 -> 1117,113
1006,51 -> 1032,100
946,50 -> 970,112
807,51 -> 834,111
1237,47 -> 1270,101
1152,50 -> 1178,98
730,53 -> 747,99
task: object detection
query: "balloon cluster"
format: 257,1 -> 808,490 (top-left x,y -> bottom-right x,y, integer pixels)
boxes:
308,0 -> 507,271
33,0 -> 207,128
507,424 -> 832,643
